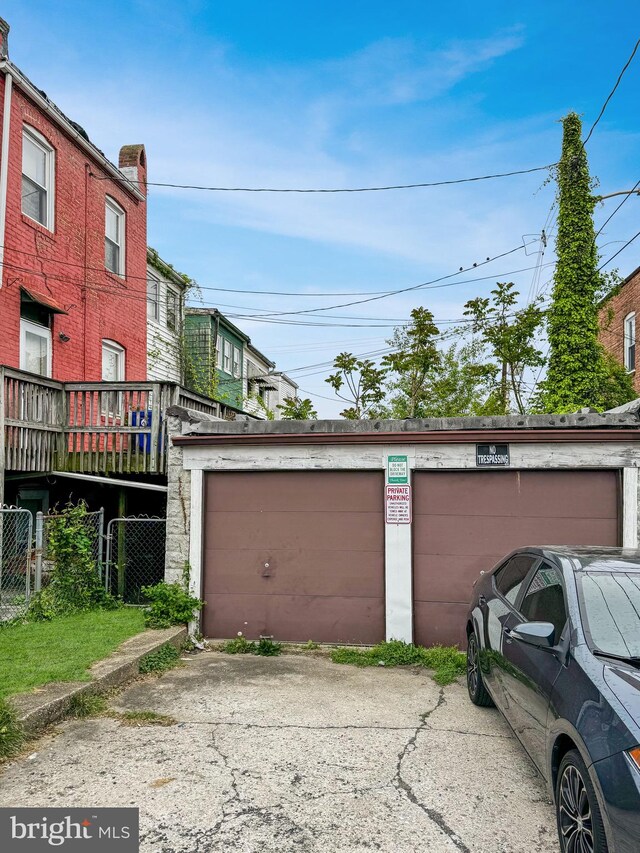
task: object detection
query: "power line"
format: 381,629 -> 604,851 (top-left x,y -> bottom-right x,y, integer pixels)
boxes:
598,229 -> 640,271
90,164 -> 555,194
595,178 -> 640,242
583,37 -> 640,146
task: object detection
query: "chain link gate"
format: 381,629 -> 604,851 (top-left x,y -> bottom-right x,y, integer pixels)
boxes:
0,507 -> 33,621
34,508 -> 105,593
105,517 -> 167,604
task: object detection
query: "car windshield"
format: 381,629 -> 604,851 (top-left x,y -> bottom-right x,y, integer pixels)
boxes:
577,571 -> 640,658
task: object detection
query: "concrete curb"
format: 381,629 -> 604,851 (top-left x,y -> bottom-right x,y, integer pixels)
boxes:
11,626 -> 187,735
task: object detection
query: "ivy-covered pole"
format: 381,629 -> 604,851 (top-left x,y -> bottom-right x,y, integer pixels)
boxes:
538,113 -> 635,412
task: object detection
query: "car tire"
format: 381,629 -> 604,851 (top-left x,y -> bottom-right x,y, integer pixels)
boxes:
556,749 -> 609,853
466,630 -> 494,707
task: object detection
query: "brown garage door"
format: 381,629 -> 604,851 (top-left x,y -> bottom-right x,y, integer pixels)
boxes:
413,469 -> 620,648
202,471 -> 385,643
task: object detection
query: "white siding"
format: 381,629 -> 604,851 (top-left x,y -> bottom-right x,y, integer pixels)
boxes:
147,265 -> 185,383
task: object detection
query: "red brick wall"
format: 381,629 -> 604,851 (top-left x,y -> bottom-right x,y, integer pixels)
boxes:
598,267 -> 640,394
0,73 -> 147,381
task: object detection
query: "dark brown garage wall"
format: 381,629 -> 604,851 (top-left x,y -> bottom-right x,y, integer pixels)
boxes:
413,469 -> 620,648
203,471 -> 385,644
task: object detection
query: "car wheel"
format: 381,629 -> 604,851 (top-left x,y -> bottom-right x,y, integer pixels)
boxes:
556,749 -> 609,853
466,630 -> 494,707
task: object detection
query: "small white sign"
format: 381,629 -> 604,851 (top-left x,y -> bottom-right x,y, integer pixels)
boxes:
385,484 -> 412,524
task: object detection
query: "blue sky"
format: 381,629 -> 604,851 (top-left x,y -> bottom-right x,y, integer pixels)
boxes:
5,2 -> 640,414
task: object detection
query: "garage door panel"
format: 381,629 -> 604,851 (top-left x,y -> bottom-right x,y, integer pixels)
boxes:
203,471 -> 385,643
413,470 -> 618,520
413,470 -> 619,648
414,515 -> 619,556
203,594 -> 384,645
205,471 -> 383,513
414,601 -> 468,648
206,511 -> 384,552
204,548 -> 385,597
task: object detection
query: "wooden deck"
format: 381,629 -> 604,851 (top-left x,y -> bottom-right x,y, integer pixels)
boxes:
0,366 -> 231,482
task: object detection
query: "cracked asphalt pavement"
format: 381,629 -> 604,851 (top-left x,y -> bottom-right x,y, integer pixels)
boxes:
0,653 -> 558,852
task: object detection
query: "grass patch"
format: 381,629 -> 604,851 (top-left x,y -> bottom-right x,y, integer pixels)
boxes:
0,697 -> 24,759
330,640 -> 466,685
67,693 -> 108,719
117,710 -> 177,727
138,643 -> 180,674
0,609 -> 146,699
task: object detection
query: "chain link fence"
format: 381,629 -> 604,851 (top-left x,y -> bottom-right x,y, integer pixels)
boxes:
0,507 -> 33,621
35,508 -> 105,593
106,517 -> 167,604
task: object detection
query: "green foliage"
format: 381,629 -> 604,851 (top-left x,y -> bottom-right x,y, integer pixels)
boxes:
0,698 -> 24,759
138,643 -> 180,674
387,339 -> 498,418
181,329 -> 220,401
464,282 -> 545,414
67,692 -> 107,718
277,396 -> 318,419
382,307 -> 441,418
141,577 -> 203,629
330,640 -> 466,685
27,502 -> 118,621
118,710 -> 177,727
538,113 -> 635,412
222,635 -> 257,654
254,638 -> 282,656
304,639 -> 320,650
326,352 -> 387,419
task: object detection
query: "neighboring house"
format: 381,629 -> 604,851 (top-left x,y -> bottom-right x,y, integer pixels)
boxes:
0,19 -> 148,384
269,371 -> 300,416
184,308 -> 248,411
599,264 -> 640,394
146,248 -> 187,383
243,344 -> 299,418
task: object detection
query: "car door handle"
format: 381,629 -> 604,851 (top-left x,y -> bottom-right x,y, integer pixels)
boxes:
478,594 -> 486,605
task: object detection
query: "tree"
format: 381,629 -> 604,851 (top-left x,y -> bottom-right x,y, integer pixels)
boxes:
538,112 -> 635,412
464,282 -> 545,414
387,339 -> 498,418
277,396 -> 318,419
382,307 -> 441,418
326,352 -> 387,419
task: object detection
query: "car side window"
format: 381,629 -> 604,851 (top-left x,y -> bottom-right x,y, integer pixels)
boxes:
519,562 -> 567,640
493,555 -> 537,606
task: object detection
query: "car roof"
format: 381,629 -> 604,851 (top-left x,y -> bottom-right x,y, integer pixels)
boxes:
512,545 -> 640,572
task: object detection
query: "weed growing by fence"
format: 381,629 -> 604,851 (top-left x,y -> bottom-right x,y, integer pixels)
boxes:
141,562 -> 203,628
331,640 -> 465,685
138,643 -> 180,674
28,502 -> 118,621
0,698 -> 24,760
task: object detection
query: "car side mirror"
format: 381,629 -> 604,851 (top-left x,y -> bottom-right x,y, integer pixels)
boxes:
511,621 -> 556,648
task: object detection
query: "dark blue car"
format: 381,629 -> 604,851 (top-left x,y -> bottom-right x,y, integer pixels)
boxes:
466,546 -> 640,853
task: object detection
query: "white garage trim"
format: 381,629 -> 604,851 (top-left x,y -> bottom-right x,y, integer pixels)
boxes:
188,468 -> 204,635
623,466 -> 638,548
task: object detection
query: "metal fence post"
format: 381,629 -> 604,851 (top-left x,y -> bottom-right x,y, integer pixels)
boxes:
25,510 -> 33,604
34,510 -> 43,593
105,519 -> 113,592
98,506 -> 105,583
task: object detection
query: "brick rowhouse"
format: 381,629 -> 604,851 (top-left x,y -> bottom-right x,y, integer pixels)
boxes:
599,264 -> 640,395
0,17 -> 148,382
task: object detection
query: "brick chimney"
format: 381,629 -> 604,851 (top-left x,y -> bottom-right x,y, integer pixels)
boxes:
0,18 -> 9,59
118,144 -> 146,194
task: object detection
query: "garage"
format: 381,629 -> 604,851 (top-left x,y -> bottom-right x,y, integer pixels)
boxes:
202,470 -> 385,643
412,469 -> 620,647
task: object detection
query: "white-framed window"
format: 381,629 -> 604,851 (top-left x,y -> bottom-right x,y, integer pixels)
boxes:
147,277 -> 160,322
624,312 -> 636,372
166,287 -> 178,331
232,345 -> 241,378
223,339 -> 232,373
216,334 -> 223,369
22,126 -> 55,230
102,339 -> 125,381
105,197 -> 125,276
20,318 -> 51,377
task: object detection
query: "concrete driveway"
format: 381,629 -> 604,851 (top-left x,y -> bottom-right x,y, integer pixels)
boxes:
0,653 -> 558,853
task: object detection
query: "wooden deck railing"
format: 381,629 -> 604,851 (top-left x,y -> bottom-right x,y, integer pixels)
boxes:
0,367 -> 224,476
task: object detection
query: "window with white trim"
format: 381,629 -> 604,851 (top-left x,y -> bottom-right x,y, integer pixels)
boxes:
22,126 -> 55,229
223,339 -> 232,373
147,277 -> 160,321
102,339 -> 125,381
105,198 -> 125,276
166,287 -> 178,331
232,345 -> 241,378
624,312 -> 636,372
20,318 -> 51,377
216,334 -> 223,369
